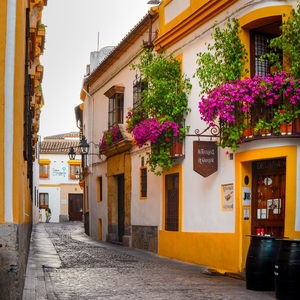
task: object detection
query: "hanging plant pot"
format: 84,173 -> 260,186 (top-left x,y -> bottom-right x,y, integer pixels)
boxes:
280,123 -> 287,135
170,139 -> 183,157
293,118 -> 300,135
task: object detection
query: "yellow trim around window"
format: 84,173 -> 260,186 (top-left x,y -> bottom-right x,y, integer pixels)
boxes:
140,166 -> 147,200
67,160 -> 81,165
39,159 -> 51,164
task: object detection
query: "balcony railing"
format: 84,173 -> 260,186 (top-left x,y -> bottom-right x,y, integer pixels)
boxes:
240,101 -> 300,141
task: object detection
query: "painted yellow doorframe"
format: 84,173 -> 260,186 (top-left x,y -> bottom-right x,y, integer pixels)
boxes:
235,145 -> 299,271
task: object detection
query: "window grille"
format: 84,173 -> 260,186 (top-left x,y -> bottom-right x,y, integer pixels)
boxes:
133,75 -> 148,109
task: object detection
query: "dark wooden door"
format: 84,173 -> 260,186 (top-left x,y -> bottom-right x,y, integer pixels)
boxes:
252,159 -> 286,237
68,194 -> 83,221
165,173 -> 179,231
117,174 -> 125,242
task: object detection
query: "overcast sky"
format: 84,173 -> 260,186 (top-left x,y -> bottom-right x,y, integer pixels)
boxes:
39,0 -> 153,138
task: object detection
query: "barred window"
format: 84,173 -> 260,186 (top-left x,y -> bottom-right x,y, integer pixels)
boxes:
133,76 -> 148,109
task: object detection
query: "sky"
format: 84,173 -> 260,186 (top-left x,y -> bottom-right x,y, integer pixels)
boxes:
39,0 -> 154,138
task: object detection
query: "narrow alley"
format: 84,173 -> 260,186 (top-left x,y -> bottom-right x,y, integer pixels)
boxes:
23,222 -> 273,300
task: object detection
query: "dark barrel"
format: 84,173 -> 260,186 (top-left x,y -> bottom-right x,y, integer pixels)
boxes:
275,239 -> 300,300
246,236 -> 281,291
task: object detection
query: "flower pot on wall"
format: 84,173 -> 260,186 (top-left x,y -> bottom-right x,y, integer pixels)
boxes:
171,141 -> 183,157
293,118 -> 300,135
286,123 -> 292,135
280,123 -> 287,135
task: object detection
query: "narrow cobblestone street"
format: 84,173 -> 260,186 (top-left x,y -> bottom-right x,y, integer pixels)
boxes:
22,222 -> 275,300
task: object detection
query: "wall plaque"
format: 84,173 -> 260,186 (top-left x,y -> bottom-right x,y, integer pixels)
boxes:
193,141 -> 218,177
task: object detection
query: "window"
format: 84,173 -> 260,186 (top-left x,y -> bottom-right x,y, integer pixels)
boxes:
108,93 -> 124,129
39,163 -> 49,178
98,177 -> 103,202
250,20 -> 282,77
39,193 -> 49,209
104,85 -> 125,129
133,76 -> 148,109
70,164 -> 80,180
165,173 -> 179,231
140,167 -> 147,199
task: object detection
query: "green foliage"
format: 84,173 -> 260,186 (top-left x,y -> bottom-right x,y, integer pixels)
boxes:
133,49 -> 192,121
271,105 -> 300,133
131,48 -> 192,175
195,18 -> 249,94
263,3 -> 300,79
254,119 -> 271,133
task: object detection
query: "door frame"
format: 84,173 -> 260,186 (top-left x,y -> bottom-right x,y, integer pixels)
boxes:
235,145 -> 298,271
162,164 -> 183,232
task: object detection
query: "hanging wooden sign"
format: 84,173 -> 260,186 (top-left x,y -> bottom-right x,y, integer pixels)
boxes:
193,141 -> 218,177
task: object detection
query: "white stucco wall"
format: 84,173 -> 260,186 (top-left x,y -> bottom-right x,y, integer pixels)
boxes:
131,147 -> 162,228
88,163 -> 108,241
39,152 -> 82,222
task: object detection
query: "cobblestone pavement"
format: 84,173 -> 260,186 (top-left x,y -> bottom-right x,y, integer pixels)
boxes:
23,222 -> 275,300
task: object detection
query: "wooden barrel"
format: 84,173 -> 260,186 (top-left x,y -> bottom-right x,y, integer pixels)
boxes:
246,236 -> 281,291
275,239 -> 300,299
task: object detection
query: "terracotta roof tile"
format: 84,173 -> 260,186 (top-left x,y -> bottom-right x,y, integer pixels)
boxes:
40,139 -> 80,154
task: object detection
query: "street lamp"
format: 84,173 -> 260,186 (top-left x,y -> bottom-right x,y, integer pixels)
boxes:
147,0 -> 160,4
79,135 -> 89,155
68,146 -> 76,160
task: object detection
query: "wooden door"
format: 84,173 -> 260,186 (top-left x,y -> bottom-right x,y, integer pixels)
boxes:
68,194 -> 83,221
117,174 -> 125,242
165,173 -> 179,231
252,159 -> 286,237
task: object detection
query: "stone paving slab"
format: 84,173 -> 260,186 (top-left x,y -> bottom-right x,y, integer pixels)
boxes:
23,222 -> 276,299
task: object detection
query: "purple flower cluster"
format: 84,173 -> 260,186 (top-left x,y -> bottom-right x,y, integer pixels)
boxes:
199,71 -> 300,124
100,125 -> 122,150
132,118 -> 180,148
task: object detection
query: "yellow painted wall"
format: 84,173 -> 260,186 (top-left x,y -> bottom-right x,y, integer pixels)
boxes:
155,0 -> 237,50
159,163 -> 240,273
14,0 -> 28,224
0,0 -> 7,223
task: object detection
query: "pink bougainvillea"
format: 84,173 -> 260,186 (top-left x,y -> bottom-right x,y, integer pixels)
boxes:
132,118 -> 180,148
198,71 -> 300,124
100,125 -> 122,151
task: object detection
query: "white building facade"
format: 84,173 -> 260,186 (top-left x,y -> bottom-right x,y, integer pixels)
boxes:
80,0 -> 300,275
39,132 -> 83,222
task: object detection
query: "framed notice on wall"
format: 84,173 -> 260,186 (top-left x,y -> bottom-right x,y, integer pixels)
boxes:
221,184 -> 234,211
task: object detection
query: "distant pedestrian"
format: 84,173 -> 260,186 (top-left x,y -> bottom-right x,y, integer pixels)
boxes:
45,208 -> 51,223
39,209 -> 42,222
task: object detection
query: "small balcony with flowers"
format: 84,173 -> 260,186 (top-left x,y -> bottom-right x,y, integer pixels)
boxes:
199,72 -> 300,151
195,11 -> 300,152
124,48 -> 191,175
99,124 -> 133,158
